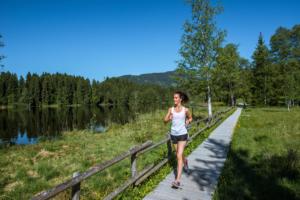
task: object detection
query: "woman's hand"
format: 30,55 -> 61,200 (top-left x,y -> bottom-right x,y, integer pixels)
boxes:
185,119 -> 191,126
169,113 -> 173,121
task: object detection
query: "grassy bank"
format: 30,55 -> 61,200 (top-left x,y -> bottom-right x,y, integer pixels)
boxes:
0,105 -> 228,199
214,107 -> 300,200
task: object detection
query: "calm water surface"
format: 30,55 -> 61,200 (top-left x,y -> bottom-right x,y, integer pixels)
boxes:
0,104 -> 167,146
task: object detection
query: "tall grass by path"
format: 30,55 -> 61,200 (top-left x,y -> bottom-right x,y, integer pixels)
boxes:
214,107 -> 300,200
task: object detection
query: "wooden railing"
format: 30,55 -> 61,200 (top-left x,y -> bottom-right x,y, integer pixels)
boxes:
31,107 -> 234,200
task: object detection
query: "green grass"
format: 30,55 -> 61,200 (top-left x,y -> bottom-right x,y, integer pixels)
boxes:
0,105 -> 229,200
214,107 -> 300,200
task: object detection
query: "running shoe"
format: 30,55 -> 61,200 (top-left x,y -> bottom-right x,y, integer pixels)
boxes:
171,181 -> 180,189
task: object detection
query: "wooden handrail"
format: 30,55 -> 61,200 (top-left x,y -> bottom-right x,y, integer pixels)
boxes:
136,136 -> 169,157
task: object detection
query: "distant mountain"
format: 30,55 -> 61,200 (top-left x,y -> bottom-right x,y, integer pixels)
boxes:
118,70 -> 177,87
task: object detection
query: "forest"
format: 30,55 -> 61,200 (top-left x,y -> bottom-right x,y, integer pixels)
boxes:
0,72 -> 173,108
176,24 -> 300,108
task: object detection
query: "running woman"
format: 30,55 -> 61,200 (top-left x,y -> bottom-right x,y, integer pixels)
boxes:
164,91 -> 193,188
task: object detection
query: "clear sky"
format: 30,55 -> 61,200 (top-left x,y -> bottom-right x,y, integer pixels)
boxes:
0,0 -> 299,81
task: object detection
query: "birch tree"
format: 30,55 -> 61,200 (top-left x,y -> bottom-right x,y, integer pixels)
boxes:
176,0 -> 225,118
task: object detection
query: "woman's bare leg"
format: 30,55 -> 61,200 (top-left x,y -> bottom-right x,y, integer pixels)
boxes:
175,141 -> 187,182
174,143 -> 186,161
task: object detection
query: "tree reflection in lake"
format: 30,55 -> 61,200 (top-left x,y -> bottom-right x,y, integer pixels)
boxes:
0,104 -> 166,146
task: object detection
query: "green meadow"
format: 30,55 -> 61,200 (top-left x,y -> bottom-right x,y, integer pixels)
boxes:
214,107 -> 300,200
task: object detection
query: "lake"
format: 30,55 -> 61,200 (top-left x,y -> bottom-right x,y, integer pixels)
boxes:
0,104 -> 167,146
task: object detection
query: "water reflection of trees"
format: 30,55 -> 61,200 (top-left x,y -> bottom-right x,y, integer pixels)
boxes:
0,104 -> 168,144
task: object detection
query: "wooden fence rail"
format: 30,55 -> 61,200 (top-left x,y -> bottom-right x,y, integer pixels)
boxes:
31,107 -> 234,200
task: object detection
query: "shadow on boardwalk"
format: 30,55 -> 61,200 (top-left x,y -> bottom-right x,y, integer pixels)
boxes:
184,138 -> 230,191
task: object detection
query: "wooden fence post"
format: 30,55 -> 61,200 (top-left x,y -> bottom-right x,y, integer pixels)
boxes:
71,172 -> 80,200
206,117 -> 211,127
166,133 -> 172,160
130,148 -> 137,178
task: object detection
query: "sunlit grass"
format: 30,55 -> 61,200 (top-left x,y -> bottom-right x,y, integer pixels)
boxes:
214,107 -> 300,200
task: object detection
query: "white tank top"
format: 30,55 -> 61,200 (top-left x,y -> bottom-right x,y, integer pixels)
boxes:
170,106 -> 187,136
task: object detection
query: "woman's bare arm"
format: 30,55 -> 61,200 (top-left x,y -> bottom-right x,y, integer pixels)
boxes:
164,108 -> 172,123
185,108 -> 193,125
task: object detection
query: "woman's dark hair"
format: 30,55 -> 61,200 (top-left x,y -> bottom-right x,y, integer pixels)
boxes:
174,91 -> 189,103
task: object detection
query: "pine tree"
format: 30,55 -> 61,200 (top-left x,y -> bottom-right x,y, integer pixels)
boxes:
91,79 -> 99,104
25,72 -> 32,106
18,75 -> 27,103
76,78 -> 84,105
7,73 -> 18,105
41,74 -> 50,105
237,58 -> 253,105
252,33 -> 272,105
56,76 -> 68,105
32,74 -> 40,107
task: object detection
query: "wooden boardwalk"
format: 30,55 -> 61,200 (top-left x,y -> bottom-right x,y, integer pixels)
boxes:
143,108 -> 242,200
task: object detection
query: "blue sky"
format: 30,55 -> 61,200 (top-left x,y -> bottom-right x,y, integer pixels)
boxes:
0,0 -> 299,81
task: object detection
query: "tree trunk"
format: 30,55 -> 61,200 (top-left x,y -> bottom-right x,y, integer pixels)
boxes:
231,93 -> 234,107
229,84 -> 234,107
207,84 -> 212,119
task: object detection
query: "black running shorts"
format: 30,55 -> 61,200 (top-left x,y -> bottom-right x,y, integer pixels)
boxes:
170,134 -> 188,144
